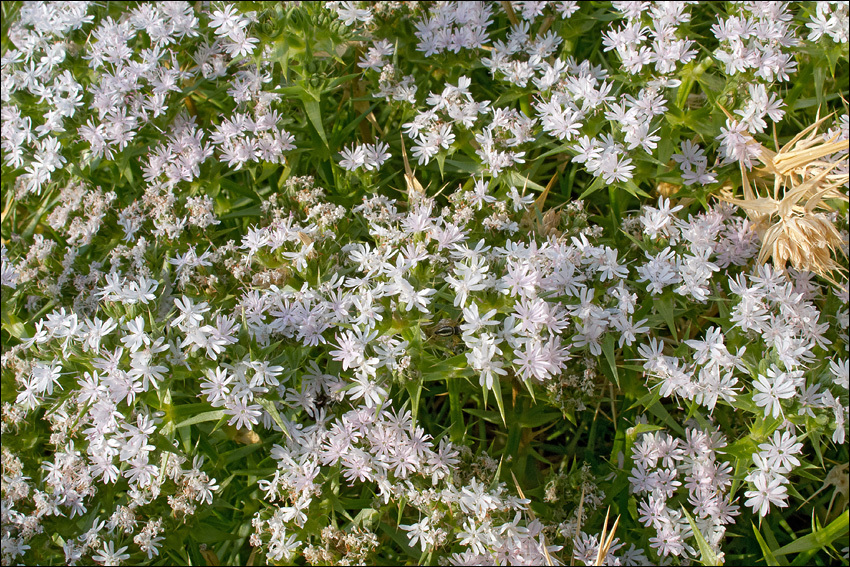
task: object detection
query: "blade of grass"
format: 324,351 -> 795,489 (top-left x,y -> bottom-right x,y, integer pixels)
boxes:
682,507 -> 721,566
301,95 -> 329,149
761,518 -> 791,567
175,410 -> 227,428
491,376 -> 507,427
753,522 -> 783,567
446,376 -> 465,443
773,510 -> 848,557
601,333 -> 619,387
256,398 -> 292,439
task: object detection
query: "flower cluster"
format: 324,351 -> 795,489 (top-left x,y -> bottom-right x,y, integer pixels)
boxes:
629,424 -> 739,560
413,1 -> 494,57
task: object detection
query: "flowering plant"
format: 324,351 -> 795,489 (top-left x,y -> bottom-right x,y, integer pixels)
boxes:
1,2 -> 848,566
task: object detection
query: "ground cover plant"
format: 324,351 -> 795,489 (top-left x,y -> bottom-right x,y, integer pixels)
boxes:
1,1 -> 848,565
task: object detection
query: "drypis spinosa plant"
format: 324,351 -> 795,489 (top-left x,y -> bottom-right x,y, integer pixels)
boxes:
1,2 -> 848,566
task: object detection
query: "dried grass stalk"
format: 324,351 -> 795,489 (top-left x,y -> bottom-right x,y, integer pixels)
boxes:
593,507 -> 620,566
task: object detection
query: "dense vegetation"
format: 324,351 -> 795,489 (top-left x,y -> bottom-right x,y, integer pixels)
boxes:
1,2 -> 848,565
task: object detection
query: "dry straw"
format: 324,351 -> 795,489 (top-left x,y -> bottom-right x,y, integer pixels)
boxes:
593,507 -> 620,567
716,109 -> 849,286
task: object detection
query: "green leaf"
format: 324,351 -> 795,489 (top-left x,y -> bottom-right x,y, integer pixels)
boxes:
352,507 -> 379,530
753,522 -> 782,567
619,227 -> 645,249
192,525 -> 241,543
445,158 -> 482,174
655,295 -> 678,341
447,375 -> 465,443
325,73 -> 362,92
273,39 -> 290,79
175,410 -> 227,428
578,175 -> 606,201
219,206 -> 261,220
516,410 -> 562,429
773,510 -> 849,557
301,95 -> 329,148
379,522 -> 420,559
256,398 -> 291,439
490,377 -> 507,427
694,71 -> 725,97
506,170 -> 546,192
762,522 -> 790,567
421,353 -> 470,381
601,333 -> 620,387
22,188 -> 61,239
333,100 -> 381,147
220,442 -> 264,465
813,64 -> 825,110
790,92 -> 845,111
537,142 -> 573,160
494,88 -> 530,106
644,397 -> 685,436
619,179 -> 652,199
807,426 -> 825,468
721,437 -> 758,462
405,377 -> 423,424
675,69 -> 695,111
682,507 -> 721,566
1,310 -> 29,339
463,408 -> 502,424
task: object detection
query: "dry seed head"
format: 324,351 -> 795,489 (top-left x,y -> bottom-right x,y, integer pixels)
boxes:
716,108 -> 849,282
759,213 -> 847,277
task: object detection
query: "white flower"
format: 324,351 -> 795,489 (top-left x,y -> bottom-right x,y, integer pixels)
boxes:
758,430 -> 803,474
226,396 -> 262,430
335,2 -> 373,26
120,316 -> 150,353
349,375 -> 387,408
446,257 -> 489,307
401,517 -> 433,552
339,144 -> 366,171
458,517 -> 490,555
466,333 -> 507,390
752,366 -> 797,419
208,5 -> 246,36
92,540 -> 130,566
460,302 -> 500,337
830,358 -> 849,390
201,367 -> 233,406
513,341 -> 553,382
640,197 -> 683,240
330,329 -> 365,370
171,295 -> 210,330
744,471 -> 788,517
268,532 -> 300,562
365,141 -> 391,170
411,134 -> 439,165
